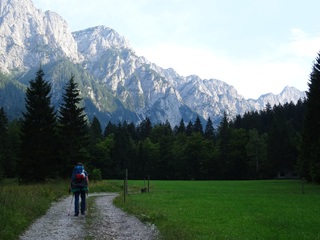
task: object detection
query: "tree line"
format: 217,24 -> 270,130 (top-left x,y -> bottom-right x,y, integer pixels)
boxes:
1,52 -> 320,182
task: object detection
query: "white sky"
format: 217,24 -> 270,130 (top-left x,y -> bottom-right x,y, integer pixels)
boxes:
32,0 -> 320,99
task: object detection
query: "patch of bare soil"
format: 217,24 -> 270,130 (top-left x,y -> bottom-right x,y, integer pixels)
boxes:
20,193 -> 158,240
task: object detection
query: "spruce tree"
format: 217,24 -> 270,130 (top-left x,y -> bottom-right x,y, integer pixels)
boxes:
137,117 -> 152,140
58,75 -> 88,176
19,68 -> 57,182
5,120 -> 21,177
88,115 -> 102,168
89,115 -> 102,142
176,118 -> 186,134
104,121 -> 117,137
186,121 -> 194,136
299,52 -> 320,182
216,112 -> 231,179
204,117 -> 215,140
0,107 -> 8,179
194,116 -> 204,134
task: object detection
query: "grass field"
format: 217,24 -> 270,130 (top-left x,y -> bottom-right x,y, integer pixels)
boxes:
1,179 -> 319,240
114,180 -> 320,240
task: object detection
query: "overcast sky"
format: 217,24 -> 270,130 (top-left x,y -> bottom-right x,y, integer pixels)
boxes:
32,0 -> 320,99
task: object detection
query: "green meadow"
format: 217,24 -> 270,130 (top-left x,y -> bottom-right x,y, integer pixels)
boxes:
1,179 -> 320,240
115,180 -> 320,240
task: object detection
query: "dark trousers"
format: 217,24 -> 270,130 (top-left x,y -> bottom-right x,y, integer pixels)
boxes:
74,191 -> 86,215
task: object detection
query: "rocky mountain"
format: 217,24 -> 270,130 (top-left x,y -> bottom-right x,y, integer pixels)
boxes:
0,0 -> 306,127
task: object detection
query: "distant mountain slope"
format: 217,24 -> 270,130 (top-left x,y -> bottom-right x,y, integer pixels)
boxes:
0,0 -> 306,127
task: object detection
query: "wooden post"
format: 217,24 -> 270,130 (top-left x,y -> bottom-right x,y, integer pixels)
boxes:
123,177 -> 126,203
124,169 -> 128,202
126,169 -> 128,194
147,175 -> 150,193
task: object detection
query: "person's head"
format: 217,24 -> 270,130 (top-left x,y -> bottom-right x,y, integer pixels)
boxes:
77,162 -> 83,166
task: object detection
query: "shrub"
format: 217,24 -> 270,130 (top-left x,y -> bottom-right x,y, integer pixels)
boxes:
90,169 -> 102,181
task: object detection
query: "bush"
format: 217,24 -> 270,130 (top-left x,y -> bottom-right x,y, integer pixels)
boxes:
90,169 -> 102,181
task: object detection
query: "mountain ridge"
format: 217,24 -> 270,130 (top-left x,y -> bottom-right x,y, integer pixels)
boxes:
0,0 -> 306,126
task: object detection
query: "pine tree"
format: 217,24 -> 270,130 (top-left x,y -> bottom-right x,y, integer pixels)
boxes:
112,122 -> 134,178
88,115 -> 102,169
5,120 -> 21,177
299,52 -> 320,182
216,112 -> 231,179
186,121 -> 194,136
89,115 -> 102,143
0,107 -> 8,179
194,116 -> 204,135
176,118 -> 186,134
104,121 -> 117,137
19,68 -> 57,182
58,75 -> 89,176
204,117 -> 215,140
137,117 -> 152,140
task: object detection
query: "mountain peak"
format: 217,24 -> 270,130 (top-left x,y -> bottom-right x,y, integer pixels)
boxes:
0,0 -> 35,13
0,0 -> 80,73
73,25 -> 131,53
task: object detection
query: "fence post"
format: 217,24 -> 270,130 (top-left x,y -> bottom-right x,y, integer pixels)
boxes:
147,175 -> 150,193
123,177 -> 126,203
125,169 -> 128,195
124,169 -> 128,203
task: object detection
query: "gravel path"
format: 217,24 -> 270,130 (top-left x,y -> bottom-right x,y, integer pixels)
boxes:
20,193 -> 159,240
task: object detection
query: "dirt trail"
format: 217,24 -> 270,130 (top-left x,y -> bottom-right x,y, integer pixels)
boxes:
20,193 -> 158,240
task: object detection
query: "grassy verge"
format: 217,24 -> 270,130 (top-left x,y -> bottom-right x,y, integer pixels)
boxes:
0,179 -> 123,240
0,179 -> 67,240
114,180 -> 320,240
89,179 -> 123,193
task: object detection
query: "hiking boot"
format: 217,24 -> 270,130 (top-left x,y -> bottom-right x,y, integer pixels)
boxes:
74,213 -> 79,217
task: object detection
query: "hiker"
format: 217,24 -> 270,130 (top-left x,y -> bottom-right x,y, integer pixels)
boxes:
70,162 -> 89,216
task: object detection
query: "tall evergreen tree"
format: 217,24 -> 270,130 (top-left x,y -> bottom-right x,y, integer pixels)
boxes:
0,107 -> 8,179
186,121 -> 194,136
5,120 -> 21,177
89,115 -> 102,143
246,129 -> 267,179
19,68 -> 57,182
194,116 -> 204,135
88,115 -> 102,169
268,107 -> 297,178
204,117 -> 215,140
300,52 -> 320,182
112,122 -> 134,178
227,128 -> 249,179
174,118 -> 186,134
137,117 -> 152,140
104,121 -> 117,137
216,112 -> 231,179
58,75 -> 88,176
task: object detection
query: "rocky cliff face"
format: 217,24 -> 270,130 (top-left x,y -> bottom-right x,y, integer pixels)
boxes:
0,0 -> 80,73
0,0 -> 306,126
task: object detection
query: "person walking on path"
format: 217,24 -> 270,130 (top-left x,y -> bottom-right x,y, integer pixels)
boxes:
70,162 -> 89,216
